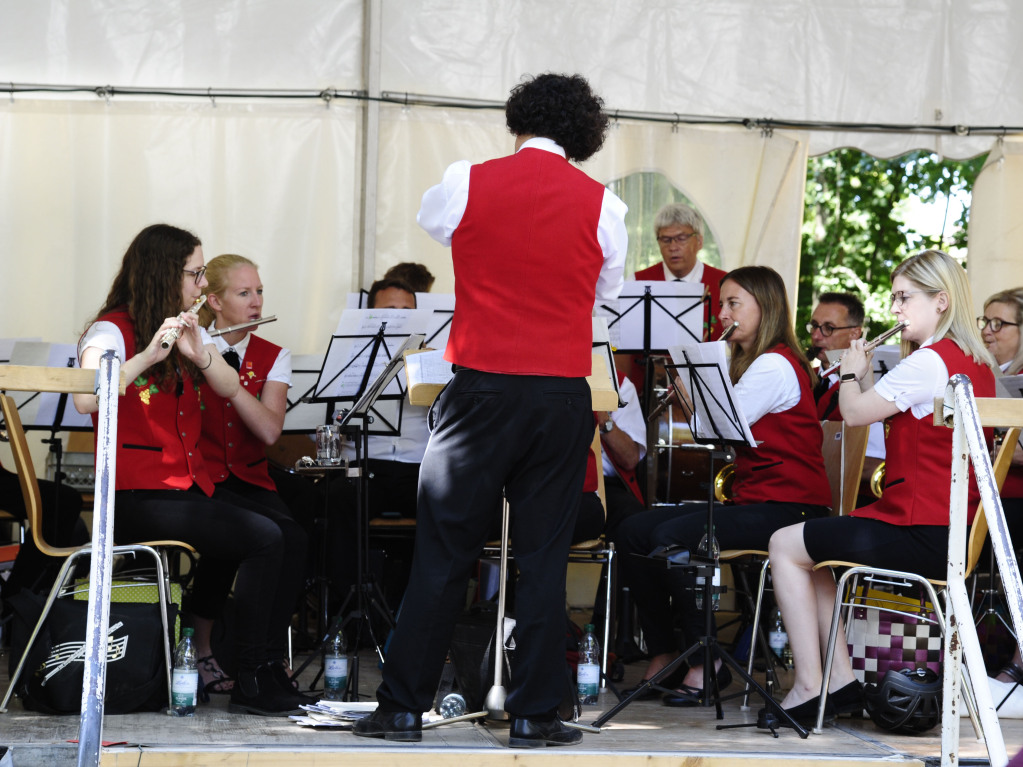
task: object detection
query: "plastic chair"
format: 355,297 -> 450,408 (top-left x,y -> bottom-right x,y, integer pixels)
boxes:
0,393 -> 195,713
812,426 -> 1020,733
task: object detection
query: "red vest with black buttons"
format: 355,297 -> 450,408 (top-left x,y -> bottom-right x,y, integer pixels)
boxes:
446,147 -> 605,377
90,309 -> 214,495
852,339 -> 995,525
198,334 -> 280,491
732,345 -> 831,507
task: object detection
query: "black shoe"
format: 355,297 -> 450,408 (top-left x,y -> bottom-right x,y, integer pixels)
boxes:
622,665 -> 686,701
352,709 -> 423,742
756,695 -> 834,730
508,717 -> 582,748
662,665 -> 732,707
229,665 -> 305,717
829,680 -> 865,716
268,660 -> 317,706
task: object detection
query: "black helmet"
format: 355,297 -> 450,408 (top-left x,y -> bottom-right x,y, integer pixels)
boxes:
864,668 -> 942,734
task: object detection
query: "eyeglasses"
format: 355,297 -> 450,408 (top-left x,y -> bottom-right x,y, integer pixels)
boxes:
657,233 -> 698,246
183,266 -> 207,285
806,320 -> 859,337
889,289 -> 938,307
977,316 -> 1020,333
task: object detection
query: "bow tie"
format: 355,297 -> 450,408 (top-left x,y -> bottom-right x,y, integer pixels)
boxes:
222,349 -> 241,372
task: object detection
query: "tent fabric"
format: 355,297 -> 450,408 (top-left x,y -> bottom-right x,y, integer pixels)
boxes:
3,0 -> 1023,352
0,98 -> 360,355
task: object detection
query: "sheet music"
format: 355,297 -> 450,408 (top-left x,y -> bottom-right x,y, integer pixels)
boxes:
592,317 -> 622,405
595,281 -> 704,351
283,353 -> 329,432
0,337 -> 42,364
997,375 -> 1023,399
870,344 -> 901,382
405,349 -> 454,387
9,342 -> 93,429
667,341 -> 756,447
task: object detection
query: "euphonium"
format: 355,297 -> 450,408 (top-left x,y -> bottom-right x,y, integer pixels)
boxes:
714,462 -> 735,503
870,461 -> 886,499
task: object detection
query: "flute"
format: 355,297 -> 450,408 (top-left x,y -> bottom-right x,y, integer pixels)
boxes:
819,320 -> 908,378
160,295 -> 208,349
208,315 -> 278,337
647,322 -> 739,422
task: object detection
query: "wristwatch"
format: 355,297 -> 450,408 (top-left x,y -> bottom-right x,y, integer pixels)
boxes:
602,417 -> 615,434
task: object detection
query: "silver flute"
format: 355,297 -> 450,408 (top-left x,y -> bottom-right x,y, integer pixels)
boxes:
160,295 -> 208,349
819,320 -> 908,378
208,315 -> 278,337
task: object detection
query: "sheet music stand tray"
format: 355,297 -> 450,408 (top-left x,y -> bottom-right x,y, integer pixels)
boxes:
591,345 -> 808,738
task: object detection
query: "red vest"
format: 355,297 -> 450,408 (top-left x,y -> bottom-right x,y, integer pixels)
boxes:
446,148 -> 605,377
732,345 -> 831,507
199,334 -> 280,491
583,372 -> 644,504
816,380 -> 842,421
853,339 -> 995,526
633,262 -> 728,341
89,309 -> 214,495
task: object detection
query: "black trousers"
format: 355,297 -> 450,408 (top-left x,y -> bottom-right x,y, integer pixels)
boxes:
0,467 -> 87,596
113,485 -> 293,671
614,501 -> 827,656
376,370 -> 592,720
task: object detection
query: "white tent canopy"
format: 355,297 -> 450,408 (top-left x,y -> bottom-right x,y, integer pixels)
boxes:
3,0 -> 1023,354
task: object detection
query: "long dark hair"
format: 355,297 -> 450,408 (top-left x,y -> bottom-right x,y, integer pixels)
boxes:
724,265 -> 817,386
90,224 -> 202,386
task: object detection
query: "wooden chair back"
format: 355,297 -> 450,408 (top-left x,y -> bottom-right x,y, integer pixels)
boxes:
966,426 -> 1020,576
0,393 -> 80,558
821,421 -> 869,516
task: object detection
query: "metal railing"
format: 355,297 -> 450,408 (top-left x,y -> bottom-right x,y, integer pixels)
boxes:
942,374 -> 1023,767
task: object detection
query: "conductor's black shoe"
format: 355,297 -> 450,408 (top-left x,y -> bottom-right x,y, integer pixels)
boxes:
352,709 -> 423,742
662,665 -> 732,707
756,695 -> 834,730
829,680 -> 865,716
508,717 -> 582,748
228,665 -> 304,717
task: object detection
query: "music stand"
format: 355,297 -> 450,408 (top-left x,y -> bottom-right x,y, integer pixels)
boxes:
591,340 -> 808,737
596,281 -> 704,503
293,328 -> 425,699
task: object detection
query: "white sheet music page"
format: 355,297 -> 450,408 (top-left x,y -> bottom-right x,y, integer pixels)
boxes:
667,341 -> 756,447
596,281 -> 704,351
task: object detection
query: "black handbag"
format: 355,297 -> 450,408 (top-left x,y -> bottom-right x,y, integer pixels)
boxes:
7,588 -> 174,714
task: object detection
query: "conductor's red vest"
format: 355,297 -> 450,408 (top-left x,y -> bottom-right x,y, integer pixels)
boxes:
446,147 -> 605,377
90,309 -> 214,495
852,339 -> 995,526
732,345 -> 831,507
199,334 -> 280,491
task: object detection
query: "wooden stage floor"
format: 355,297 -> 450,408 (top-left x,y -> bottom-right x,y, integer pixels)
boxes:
1,646 -> 1020,767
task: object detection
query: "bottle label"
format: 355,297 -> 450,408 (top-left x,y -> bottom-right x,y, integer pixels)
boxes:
171,669 -> 198,707
577,662 -> 600,698
769,629 -> 787,655
324,656 -> 348,695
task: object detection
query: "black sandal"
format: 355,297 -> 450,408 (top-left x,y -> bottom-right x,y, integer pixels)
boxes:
197,655 -> 234,702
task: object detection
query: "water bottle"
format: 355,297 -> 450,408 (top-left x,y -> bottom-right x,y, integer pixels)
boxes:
768,607 -> 788,662
323,627 -> 348,701
577,623 -> 601,705
694,525 -> 721,611
168,627 -> 198,716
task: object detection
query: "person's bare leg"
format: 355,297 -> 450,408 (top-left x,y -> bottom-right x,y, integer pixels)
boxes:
192,614 -> 234,693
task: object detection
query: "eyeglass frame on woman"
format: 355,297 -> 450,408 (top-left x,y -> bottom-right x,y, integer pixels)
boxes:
656,232 -> 698,246
183,266 -> 207,285
977,316 -> 1021,333
806,320 -> 859,337
889,289 -> 939,307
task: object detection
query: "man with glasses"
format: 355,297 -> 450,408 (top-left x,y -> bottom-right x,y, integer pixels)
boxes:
634,202 -> 728,340
806,292 -> 865,419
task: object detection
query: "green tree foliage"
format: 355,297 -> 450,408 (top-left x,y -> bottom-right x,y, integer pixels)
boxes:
798,149 -> 987,335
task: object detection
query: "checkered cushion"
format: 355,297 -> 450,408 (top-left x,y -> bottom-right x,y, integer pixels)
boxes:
847,603 -> 942,685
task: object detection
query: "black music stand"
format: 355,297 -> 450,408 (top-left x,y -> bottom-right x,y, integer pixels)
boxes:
293,328 -> 425,699
591,342 -> 808,738
596,282 -> 704,504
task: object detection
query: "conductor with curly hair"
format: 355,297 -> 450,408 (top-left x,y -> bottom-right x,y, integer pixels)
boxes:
354,73 -> 628,747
